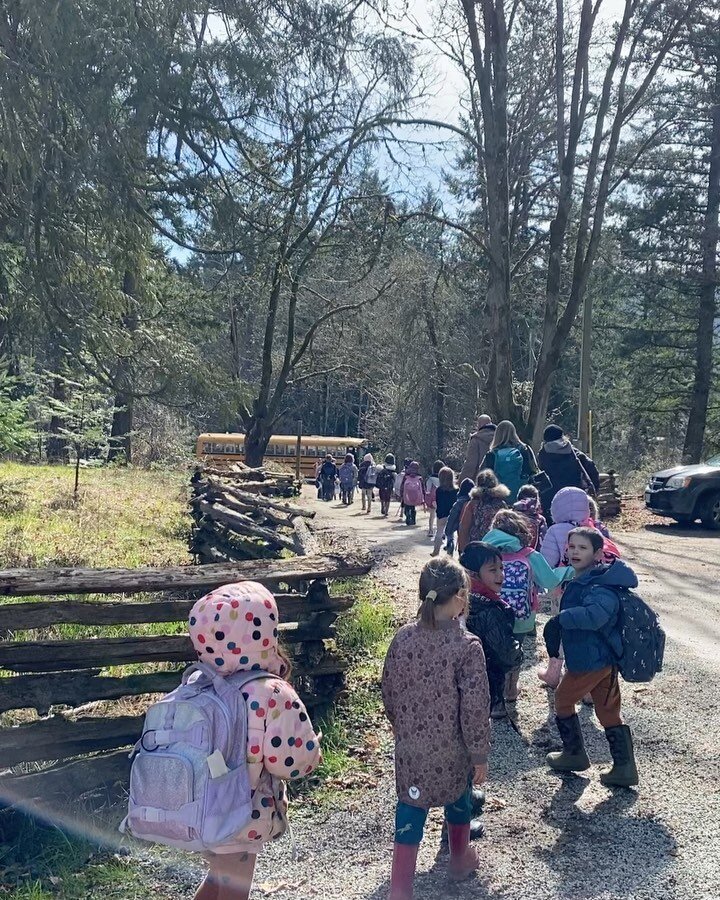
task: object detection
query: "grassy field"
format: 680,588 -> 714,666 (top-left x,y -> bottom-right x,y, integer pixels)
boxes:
0,464 -> 395,898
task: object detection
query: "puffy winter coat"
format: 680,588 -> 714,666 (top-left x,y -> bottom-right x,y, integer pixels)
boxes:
465,583 -> 523,675
540,488 -> 591,566
559,560 -> 638,673
459,424 -> 497,483
457,492 -> 507,553
188,582 -> 322,853
538,439 -> 600,511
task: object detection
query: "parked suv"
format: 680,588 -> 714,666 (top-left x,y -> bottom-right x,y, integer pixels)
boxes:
645,454 -> 720,529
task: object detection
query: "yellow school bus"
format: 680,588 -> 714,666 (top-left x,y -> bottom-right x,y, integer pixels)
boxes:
195,433 -> 367,478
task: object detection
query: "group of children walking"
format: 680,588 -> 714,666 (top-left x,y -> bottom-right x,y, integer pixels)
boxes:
381,480 -> 647,899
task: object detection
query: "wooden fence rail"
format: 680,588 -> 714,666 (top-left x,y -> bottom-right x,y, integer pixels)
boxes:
0,550 -> 371,798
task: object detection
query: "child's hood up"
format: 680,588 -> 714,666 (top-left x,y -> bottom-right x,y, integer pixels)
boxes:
550,487 -> 590,524
189,581 -> 287,677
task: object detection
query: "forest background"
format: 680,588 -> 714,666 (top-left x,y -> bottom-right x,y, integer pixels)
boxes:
1,0 -> 718,487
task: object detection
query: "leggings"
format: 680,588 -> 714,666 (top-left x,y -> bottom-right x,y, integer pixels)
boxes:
394,783 -> 473,845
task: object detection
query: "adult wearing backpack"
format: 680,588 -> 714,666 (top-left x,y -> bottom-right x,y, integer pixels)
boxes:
358,452 -> 378,514
537,424 -> 601,518
481,420 -> 537,503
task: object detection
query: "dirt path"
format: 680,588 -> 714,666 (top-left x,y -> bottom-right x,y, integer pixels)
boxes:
167,492 -> 720,900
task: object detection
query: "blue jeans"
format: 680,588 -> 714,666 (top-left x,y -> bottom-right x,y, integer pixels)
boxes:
394,783 -> 473,845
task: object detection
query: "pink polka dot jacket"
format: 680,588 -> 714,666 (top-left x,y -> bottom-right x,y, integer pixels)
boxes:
189,582 -> 322,853
382,618 -> 490,809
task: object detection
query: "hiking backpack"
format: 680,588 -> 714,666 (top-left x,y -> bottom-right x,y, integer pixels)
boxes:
494,447 -> 524,497
607,587 -> 666,682
500,548 -> 538,622
375,468 -> 395,492
122,663 -> 271,851
402,475 -> 424,507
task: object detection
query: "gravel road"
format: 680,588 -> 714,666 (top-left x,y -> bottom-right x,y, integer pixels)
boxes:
164,493 -> 720,900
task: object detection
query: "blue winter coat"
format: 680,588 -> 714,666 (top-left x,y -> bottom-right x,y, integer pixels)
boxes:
559,559 -> 638,673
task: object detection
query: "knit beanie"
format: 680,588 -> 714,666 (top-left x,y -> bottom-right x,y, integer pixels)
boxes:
385,453 -> 395,466
543,424 -> 564,442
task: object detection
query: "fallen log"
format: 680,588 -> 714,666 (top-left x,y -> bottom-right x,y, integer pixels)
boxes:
293,517 -> 321,556
197,500 -> 296,552
204,487 -> 314,519
0,551 -> 371,597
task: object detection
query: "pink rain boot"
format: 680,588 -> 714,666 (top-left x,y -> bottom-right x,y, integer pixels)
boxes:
447,822 -> 479,882
389,843 -> 419,900
537,657 -> 563,689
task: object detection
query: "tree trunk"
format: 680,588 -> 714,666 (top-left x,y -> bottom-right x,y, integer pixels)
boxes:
683,49 -> 720,464
109,392 -> 134,464
244,412 -> 273,467
46,375 -> 68,464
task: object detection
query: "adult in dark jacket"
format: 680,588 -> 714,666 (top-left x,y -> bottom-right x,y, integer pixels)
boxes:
537,425 -> 600,519
459,415 -> 497,483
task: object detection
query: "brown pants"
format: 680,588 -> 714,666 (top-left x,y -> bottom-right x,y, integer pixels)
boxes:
555,666 -> 622,728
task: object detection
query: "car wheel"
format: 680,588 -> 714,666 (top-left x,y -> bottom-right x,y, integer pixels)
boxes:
699,492 -> 720,530
672,515 -> 695,526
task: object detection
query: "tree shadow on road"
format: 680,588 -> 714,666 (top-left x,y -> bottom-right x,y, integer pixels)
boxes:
536,777 -> 675,899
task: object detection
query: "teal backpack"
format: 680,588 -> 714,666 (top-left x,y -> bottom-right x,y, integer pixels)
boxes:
494,447 -> 524,500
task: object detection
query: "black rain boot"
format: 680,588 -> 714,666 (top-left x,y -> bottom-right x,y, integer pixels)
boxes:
546,714 -> 591,772
600,724 -> 639,787
469,815 -> 485,840
471,786 -> 485,814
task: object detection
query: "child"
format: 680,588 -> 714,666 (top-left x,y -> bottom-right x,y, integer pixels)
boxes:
457,470 -> 509,554
425,460 -> 444,537
545,527 -> 639,787
483,510 -> 569,703
460,542 -> 523,721
358,453 -> 377,514
318,455 -> 338,502
431,467 -> 459,556
395,458 -> 412,519
338,453 -> 359,505
400,461 -> 425,526
445,478 -> 474,556
382,558 -> 490,897
541,486 -> 596,567
188,582 -> 322,900
513,484 -> 548,549
375,453 -> 398,517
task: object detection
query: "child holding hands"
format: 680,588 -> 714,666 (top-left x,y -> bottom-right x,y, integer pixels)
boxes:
382,558 -> 490,898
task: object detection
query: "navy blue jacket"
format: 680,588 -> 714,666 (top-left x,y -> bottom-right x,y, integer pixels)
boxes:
559,560 -> 638,673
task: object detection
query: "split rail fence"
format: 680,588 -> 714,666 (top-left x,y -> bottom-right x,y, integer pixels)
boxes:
0,550 -> 371,802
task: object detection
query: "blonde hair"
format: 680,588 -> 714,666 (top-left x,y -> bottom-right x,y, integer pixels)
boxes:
438,466 -> 456,490
418,557 -> 469,628
491,509 -> 533,548
491,420 -> 521,450
472,469 -> 511,501
588,497 -> 600,520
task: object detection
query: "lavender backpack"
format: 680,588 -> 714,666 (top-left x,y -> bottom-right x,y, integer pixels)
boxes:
121,662 -> 270,851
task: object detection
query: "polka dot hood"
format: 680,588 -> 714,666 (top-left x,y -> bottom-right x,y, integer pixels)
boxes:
188,581 -> 288,677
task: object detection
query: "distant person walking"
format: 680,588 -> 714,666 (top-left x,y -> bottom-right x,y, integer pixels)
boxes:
459,415 -> 496,483
319,455 -> 338,502
338,453 -> 359,505
538,425 -> 600,519
358,453 -> 378,514
376,454 -> 398,517
481,420 -> 537,503
431,467 -> 459,556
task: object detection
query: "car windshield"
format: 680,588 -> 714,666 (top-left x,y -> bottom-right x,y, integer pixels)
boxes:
705,453 -> 720,466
